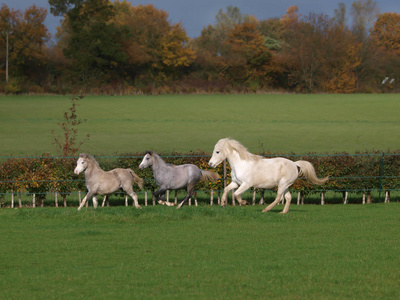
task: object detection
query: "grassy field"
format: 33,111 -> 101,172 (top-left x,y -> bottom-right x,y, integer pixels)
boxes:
0,204 -> 399,299
1,94 -> 400,156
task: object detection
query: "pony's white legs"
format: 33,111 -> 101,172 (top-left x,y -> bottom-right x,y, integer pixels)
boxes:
129,192 -> 141,209
78,191 -> 94,211
280,190 -> 292,214
101,195 -> 107,207
233,183 -> 252,206
221,182 -> 239,206
78,195 -> 88,210
92,196 -> 99,209
221,182 -> 238,206
262,186 -> 288,213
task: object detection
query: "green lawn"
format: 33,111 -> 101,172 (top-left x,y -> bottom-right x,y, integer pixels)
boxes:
0,204 -> 399,299
1,94 -> 399,156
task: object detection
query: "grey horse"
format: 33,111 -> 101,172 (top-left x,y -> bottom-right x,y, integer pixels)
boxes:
139,151 -> 219,209
74,153 -> 143,210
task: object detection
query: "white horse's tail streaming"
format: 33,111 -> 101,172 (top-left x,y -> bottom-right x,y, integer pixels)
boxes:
295,160 -> 329,185
200,170 -> 220,183
128,169 -> 144,190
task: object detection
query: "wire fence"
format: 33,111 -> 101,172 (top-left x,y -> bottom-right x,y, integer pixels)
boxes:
0,152 -> 399,207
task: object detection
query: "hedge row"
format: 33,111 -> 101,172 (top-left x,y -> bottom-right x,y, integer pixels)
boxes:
0,151 -> 399,204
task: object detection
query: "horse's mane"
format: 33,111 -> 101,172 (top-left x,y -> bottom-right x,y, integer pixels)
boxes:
147,151 -> 168,167
79,153 -> 100,168
219,138 -> 263,162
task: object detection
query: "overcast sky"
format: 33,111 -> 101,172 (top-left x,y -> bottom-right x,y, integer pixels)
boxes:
3,0 -> 400,39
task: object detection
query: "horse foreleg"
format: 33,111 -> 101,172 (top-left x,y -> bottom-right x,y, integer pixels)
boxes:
221,182 -> 239,206
78,191 -> 94,211
154,188 -> 167,205
280,190 -> 292,214
233,183 -> 252,206
101,195 -> 107,207
262,187 -> 288,213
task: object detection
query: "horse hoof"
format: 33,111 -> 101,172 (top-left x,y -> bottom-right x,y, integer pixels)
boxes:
136,206 -> 142,209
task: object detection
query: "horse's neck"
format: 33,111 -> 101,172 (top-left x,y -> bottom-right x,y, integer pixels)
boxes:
152,154 -> 168,173
226,151 -> 250,171
85,162 -> 103,178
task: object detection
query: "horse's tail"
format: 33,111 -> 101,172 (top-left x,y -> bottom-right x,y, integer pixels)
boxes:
200,170 -> 220,183
128,169 -> 144,190
294,160 -> 329,185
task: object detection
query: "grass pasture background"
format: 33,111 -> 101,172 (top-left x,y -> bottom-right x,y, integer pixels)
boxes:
0,204 -> 399,299
1,94 -> 399,156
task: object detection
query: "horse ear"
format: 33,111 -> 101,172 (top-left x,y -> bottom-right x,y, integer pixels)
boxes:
145,150 -> 153,156
79,153 -> 86,158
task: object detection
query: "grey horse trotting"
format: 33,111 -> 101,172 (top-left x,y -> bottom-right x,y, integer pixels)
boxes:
139,151 -> 219,209
74,153 -> 143,210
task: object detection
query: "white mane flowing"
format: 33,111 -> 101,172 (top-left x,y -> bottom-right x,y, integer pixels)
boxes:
219,138 -> 263,162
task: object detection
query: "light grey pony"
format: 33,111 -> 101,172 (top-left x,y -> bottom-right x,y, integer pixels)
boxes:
139,151 -> 220,209
74,153 -> 143,210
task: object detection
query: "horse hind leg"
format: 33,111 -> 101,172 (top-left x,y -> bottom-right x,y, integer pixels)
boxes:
177,182 -> 196,209
280,190 -> 292,214
128,191 -> 141,209
262,186 -> 287,213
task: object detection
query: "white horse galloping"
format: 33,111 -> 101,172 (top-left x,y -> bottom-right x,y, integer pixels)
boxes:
208,138 -> 328,214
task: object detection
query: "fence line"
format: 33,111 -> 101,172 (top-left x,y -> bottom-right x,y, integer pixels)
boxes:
0,152 -> 399,207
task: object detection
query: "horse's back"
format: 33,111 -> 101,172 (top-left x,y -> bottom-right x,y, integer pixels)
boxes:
248,157 -> 298,188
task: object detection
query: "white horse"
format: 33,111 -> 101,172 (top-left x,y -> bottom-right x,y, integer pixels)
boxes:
208,138 -> 328,214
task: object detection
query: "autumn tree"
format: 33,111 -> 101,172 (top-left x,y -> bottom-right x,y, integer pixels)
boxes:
190,6 -> 254,83
52,0 -> 126,84
0,4 -> 49,87
370,12 -> 400,55
113,2 -> 195,84
326,44 -> 362,93
279,8 -> 333,92
223,23 -> 272,87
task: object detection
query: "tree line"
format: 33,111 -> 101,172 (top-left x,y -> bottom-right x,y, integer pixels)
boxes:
0,0 -> 399,94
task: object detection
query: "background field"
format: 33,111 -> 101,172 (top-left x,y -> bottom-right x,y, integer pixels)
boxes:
1,94 -> 399,156
1,204 -> 399,299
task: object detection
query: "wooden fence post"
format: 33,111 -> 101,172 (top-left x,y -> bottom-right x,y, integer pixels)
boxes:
145,191 -> 148,206
11,189 -> 14,208
55,191 -> 58,207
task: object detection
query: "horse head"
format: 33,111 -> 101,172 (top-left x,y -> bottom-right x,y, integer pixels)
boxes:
208,139 -> 229,168
139,151 -> 154,170
74,153 -> 89,175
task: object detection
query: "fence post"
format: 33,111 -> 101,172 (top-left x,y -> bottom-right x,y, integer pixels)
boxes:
223,159 -> 227,189
378,152 -> 384,203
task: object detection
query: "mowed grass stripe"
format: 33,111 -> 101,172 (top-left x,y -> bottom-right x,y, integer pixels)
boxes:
0,94 -> 399,155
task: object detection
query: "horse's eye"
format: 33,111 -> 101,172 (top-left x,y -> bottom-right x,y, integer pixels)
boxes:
146,157 -> 149,160
216,151 -> 220,154
81,161 -> 84,164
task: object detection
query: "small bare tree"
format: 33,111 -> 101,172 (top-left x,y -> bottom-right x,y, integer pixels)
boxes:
51,95 -> 90,157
